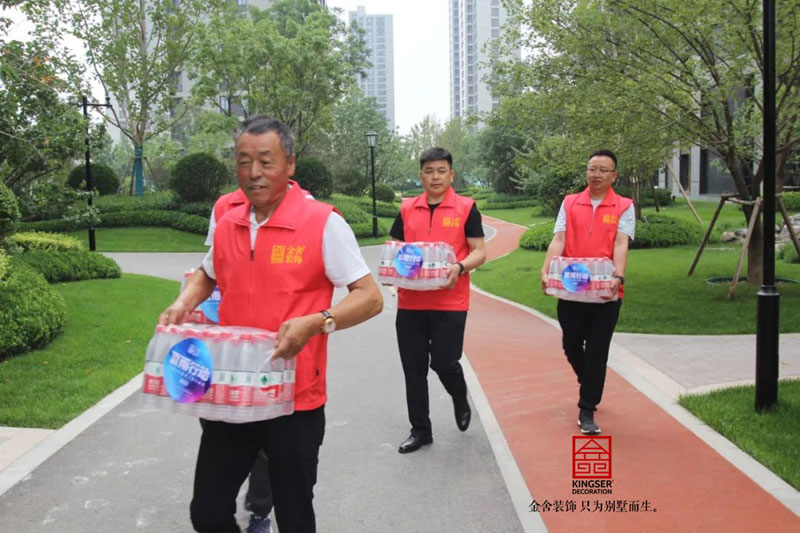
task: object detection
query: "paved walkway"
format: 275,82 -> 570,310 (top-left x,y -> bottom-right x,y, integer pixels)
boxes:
0,216 -> 798,532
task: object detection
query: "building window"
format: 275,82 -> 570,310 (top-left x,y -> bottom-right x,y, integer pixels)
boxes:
492,7 -> 499,16
492,28 -> 499,38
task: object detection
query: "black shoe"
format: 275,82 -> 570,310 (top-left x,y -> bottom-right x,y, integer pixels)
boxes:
454,397 -> 471,432
577,409 -> 601,435
398,434 -> 433,454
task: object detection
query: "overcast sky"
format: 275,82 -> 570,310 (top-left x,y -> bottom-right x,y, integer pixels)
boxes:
327,1 -> 451,134
3,1 -> 451,135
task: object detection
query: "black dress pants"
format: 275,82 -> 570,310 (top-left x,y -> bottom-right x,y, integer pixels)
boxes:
198,420 -> 273,517
190,406 -> 325,533
557,299 -> 622,411
396,309 -> 468,438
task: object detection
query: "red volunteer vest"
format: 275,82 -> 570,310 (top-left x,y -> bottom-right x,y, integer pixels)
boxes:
563,186 -> 632,298
397,187 -> 475,311
213,181 -> 335,411
213,189 -> 248,222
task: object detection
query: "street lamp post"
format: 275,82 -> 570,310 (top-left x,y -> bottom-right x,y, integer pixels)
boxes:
755,0 -> 780,411
365,131 -> 378,237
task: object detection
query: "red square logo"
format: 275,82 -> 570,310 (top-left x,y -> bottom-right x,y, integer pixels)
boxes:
573,436 -> 612,478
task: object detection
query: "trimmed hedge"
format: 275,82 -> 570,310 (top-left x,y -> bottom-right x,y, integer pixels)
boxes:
169,152 -> 230,203
294,157 -> 333,199
349,220 -> 388,238
67,163 -> 121,196
18,210 -> 209,235
0,259 -> 67,359
483,198 -> 539,210
0,182 -> 20,241
518,215 -> 704,250
784,191 -> 800,211
350,195 -> 399,217
630,215 -> 704,249
373,183 -> 396,203
10,232 -> 84,252
323,196 -> 371,224
178,202 -> 214,218
93,192 -> 177,213
519,222 -> 555,251
614,185 -> 673,208
16,250 -> 122,283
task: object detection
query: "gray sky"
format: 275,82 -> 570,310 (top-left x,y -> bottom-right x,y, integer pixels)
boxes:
326,1 -> 451,134
2,1 -> 452,135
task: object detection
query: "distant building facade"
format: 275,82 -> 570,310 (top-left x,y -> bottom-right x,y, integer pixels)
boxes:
349,6 -> 395,130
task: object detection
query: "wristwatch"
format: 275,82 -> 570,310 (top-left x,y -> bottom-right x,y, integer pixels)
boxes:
320,310 -> 336,334
613,274 -> 626,284
456,262 -> 466,276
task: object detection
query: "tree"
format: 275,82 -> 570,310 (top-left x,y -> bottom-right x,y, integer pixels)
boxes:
501,0 -> 800,284
24,0 -> 223,196
189,0 -> 368,156
435,118 -> 484,189
0,30 -> 86,190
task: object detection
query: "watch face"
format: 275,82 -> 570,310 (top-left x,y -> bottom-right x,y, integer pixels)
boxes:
322,317 -> 336,334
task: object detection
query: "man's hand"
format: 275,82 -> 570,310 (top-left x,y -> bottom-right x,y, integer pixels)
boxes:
158,301 -> 192,326
273,314 -> 320,360
540,273 -> 550,295
600,278 -> 621,300
442,263 -> 461,289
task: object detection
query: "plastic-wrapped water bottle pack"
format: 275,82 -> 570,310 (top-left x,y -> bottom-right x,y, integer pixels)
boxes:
378,241 -> 457,290
545,256 -> 619,303
141,324 -> 295,423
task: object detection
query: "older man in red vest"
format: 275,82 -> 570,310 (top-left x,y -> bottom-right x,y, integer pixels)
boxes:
390,147 -> 487,454
540,149 -> 635,436
159,116 -> 382,533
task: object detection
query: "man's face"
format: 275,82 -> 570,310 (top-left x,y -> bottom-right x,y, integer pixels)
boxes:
586,155 -> 617,195
236,131 -> 295,212
419,159 -> 454,199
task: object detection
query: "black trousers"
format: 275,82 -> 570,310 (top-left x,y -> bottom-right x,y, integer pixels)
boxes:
198,420 -> 273,517
190,406 -> 325,533
557,299 -> 622,411
396,309 -> 468,438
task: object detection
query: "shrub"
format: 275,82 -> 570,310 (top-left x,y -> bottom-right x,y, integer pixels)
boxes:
373,183 -> 396,202
67,163 -> 121,196
178,201 -> 214,218
323,196 -> 371,224
169,152 -> 230,203
783,191 -> 800,212
631,215 -> 704,249
778,241 -> 800,264
18,210 -> 209,235
10,232 -> 84,252
529,172 -> 585,217
94,192 -> 177,213
16,250 -> 121,283
0,182 -> 20,241
0,248 -> 9,280
402,188 -> 424,198
349,195 -> 399,217
16,182 -> 96,223
294,157 -> 333,199
349,220 -> 388,238
483,195 -> 539,210
0,259 -> 67,359
518,222 -> 555,251
332,168 -> 365,196
614,184 -> 673,208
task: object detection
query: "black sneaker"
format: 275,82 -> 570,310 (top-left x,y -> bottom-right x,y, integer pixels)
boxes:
245,514 -> 271,533
577,409 -> 601,435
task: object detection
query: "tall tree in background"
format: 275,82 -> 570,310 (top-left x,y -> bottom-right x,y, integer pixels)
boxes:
190,0 -> 368,156
502,0 -> 800,284
24,0 -> 222,196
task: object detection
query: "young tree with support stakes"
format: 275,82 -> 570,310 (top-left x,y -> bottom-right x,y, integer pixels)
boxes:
24,0 -> 223,196
502,0 -> 800,285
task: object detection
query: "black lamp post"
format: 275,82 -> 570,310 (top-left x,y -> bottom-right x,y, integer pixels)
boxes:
365,130 -> 378,237
756,0 -> 780,411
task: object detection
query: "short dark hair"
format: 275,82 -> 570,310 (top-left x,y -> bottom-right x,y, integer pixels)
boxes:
419,147 -> 453,169
589,149 -> 617,170
235,115 -> 294,161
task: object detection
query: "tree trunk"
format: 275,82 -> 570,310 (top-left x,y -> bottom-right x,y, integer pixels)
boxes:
744,204 -> 764,285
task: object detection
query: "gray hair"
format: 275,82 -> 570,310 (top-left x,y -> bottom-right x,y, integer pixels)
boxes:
235,115 -> 294,161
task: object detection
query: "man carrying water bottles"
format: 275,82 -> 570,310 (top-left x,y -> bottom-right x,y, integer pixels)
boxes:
158,115 -> 382,533
389,147 -> 487,454
540,149 -> 635,435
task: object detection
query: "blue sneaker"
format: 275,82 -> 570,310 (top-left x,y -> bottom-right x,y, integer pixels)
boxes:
245,514 -> 271,533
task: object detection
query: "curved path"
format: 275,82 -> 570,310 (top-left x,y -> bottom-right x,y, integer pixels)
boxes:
466,215 -> 800,531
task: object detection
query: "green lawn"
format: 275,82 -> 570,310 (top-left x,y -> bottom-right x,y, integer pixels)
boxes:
471,245 -> 800,334
0,274 -> 177,428
68,227 -> 208,252
680,381 -> 800,491
642,197 -> 750,232
482,206 -> 551,227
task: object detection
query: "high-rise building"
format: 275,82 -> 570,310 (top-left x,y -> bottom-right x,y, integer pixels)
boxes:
450,0 -> 518,121
349,6 -> 395,131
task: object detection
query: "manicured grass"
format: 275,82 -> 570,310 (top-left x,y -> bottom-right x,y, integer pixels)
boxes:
642,198 -> 749,232
68,227 -> 208,252
680,380 -> 800,491
471,245 -> 800,334
482,206 -> 550,227
0,275 -> 178,428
